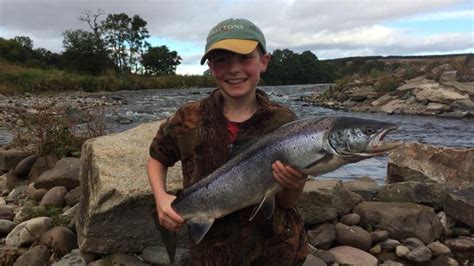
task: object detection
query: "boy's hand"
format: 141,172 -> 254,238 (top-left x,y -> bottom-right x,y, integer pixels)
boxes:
156,192 -> 185,232
272,160 -> 308,191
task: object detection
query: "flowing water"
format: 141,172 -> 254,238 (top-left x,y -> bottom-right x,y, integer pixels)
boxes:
2,85 -> 473,183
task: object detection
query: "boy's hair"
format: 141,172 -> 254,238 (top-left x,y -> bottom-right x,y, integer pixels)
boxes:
200,18 -> 267,65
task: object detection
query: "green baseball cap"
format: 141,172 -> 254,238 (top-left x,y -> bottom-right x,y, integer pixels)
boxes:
200,18 -> 267,65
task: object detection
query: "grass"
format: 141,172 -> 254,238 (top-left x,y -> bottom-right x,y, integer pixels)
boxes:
0,60 -> 215,94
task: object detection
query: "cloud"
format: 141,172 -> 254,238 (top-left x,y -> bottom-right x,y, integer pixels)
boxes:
0,0 -> 471,74
403,9 -> 474,22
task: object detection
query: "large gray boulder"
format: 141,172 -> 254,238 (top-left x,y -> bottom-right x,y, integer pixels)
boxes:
353,201 -> 443,244
296,180 -> 338,224
387,142 -> 473,186
378,181 -> 448,210
443,187 -> 474,228
77,120 -> 185,254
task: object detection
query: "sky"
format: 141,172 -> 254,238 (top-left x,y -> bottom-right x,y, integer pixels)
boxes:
0,0 -> 473,75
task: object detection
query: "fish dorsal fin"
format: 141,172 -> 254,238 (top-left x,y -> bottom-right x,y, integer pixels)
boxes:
249,196 -> 275,221
188,219 -> 215,244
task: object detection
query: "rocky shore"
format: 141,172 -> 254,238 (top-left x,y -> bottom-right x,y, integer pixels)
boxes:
0,120 -> 472,265
304,63 -> 474,118
0,91 -> 126,140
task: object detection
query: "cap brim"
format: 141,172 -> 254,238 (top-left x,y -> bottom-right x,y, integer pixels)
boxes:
200,39 -> 259,65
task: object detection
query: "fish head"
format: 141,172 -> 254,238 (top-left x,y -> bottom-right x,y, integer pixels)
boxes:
327,117 -> 403,161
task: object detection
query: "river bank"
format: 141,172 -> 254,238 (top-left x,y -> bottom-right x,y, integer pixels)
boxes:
303,63 -> 474,118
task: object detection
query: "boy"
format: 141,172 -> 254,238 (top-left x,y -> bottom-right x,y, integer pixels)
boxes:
148,18 -> 309,265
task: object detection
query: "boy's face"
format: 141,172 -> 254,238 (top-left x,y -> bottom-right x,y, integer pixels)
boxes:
207,48 -> 270,100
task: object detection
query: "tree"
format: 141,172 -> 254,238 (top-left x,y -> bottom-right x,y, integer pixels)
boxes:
141,45 -> 182,75
100,13 -> 150,73
0,36 -> 34,62
62,29 -> 111,75
12,36 -> 33,49
262,49 -> 336,85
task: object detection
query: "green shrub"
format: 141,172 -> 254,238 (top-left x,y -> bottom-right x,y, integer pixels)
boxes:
9,105 -> 106,158
18,205 -> 69,226
374,76 -> 402,93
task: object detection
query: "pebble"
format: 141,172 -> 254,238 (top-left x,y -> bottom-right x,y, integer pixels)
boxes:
406,246 -> 432,262
340,213 -> 361,226
395,245 -> 410,257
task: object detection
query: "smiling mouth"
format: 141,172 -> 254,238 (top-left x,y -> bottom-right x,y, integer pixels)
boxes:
226,78 -> 247,84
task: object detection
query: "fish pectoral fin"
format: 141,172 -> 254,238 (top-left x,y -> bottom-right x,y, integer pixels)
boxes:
301,154 -> 334,175
188,219 -> 215,244
249,196 -> 275,221
160,228 -> 177,264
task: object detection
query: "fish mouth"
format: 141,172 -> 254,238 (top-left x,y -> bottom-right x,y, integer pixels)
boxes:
364,126 -> 404,155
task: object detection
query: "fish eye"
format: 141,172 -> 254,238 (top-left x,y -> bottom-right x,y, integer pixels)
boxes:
366,127 -> 375,134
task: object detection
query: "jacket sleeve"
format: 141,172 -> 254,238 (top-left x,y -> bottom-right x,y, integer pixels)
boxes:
149,111 -> 183,167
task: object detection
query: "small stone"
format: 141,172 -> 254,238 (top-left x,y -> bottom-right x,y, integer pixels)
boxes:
6,185 -> 28,202
13,154 -> 38,178
39,186 -> 67,207
431,255 -> 459,266
0,219 -> 15,235
379,239 -> 401,251
380,260 -> 404,266
0,205 -> 14,221
32,188 -> 48,202
444,236 -> 474,252
302,254 -> 326,266
6,217 -> 53,247
314,250 -> 336,264
51,249 -> 86,266
329,246 -> 378,266
13,244 -> 49,266
25,183 -> 36,199
403,237 -> 425,250
369,244 -> 381,254
395,245 -> 410,257
340,213 -> 361,226
370,230 -> 389,243
427,241 -> 451,255
88,254 -> 149,265
335,223 -> 372,251
437,211 -> 456,236
406,246 -> 432,262
307,223 -> 336,250
40,226 -> 78,256
64,187 -> 80,207
376,251 -> 398,263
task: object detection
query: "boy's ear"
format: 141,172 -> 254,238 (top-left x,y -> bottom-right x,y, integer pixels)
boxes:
260,53 -> 271,73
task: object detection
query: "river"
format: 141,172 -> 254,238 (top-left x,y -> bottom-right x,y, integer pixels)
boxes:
2,85 -> 473,183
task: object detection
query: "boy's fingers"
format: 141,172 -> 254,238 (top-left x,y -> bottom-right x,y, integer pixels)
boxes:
168,210 -> 185,223
273,170 -> 299,189
285,166 -> 306,178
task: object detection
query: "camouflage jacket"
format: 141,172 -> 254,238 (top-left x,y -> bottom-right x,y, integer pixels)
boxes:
150,88 -> 309,266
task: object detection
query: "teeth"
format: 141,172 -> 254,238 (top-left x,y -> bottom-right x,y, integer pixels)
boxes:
227,79 -> 245,84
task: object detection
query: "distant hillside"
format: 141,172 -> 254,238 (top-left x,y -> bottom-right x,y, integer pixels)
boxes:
323,53 -> 471,63
323,53 -> 473,81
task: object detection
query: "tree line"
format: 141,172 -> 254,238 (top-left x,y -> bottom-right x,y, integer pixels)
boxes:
0,9 -> 338,87
0,10 -> 182,76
